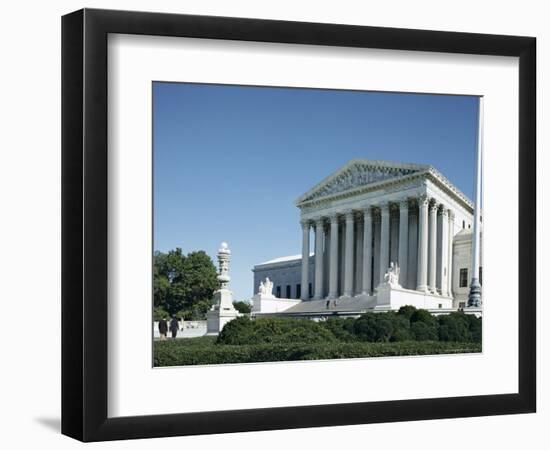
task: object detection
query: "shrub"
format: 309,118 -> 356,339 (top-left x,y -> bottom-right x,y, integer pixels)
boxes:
217,309 -> 481,347
153,338 -> 482,367
323,318 -> 357,342
388,314 -> 412,342
353,312 -> 411,342
438,313 -> 471,342
397,305 -> 418,320
353,313 -> 379,342
462,313 -> 482,343
410,321 -> 439,341
233,300 -> 252,314
217,316 -> 336,345
217,316 -> 256,345
410,308 -> 437,326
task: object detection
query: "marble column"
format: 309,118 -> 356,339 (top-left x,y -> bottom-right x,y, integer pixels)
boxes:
439,207 -> 449,295
362,207 -> 373,295
300,220 -> 310,300
447,210 -> 455,297
328,214 -> 339,299
343,211 -> 355,297
379,202 -> 390,285
416,195 -> 429,292
428,200 -> 438,294
398,199 -> 409,288
314,218 -> 325,300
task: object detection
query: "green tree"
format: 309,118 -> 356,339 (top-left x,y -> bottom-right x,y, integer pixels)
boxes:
181,251 -> 219,309
153,261 -> 170,308
153,248 -> 218,318
153,306 -> 170,321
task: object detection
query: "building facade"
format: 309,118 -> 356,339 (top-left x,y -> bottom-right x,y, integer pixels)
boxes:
252,159 -> 481,315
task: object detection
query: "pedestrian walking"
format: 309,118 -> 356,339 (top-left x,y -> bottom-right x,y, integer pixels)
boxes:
169,315 -> 179,339
158,317 -> 168,340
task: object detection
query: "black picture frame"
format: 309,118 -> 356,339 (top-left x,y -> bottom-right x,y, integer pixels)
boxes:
61,8 -> 536,442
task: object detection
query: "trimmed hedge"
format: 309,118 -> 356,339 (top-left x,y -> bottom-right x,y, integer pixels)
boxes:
154,339 -> 481,367
217,309 -> 482,346
153,306 -> 482,366
217,316 -> 337,345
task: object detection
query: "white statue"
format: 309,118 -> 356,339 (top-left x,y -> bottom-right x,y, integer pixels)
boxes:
383,262 -> 400,286
258,277 -> 274,297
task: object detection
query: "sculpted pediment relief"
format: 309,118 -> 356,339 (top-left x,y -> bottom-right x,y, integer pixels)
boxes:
296,159 -> 429,205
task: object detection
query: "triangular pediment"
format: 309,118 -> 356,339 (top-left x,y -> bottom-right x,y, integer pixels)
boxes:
296,159 -> 430,205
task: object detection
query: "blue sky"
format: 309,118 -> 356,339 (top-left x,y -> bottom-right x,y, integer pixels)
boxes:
153,82 -> 479,301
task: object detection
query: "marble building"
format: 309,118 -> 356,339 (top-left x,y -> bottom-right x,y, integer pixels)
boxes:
252,159 -> 482,316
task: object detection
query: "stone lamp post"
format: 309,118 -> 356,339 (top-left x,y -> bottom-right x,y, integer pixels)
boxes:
206,242 -> 239,335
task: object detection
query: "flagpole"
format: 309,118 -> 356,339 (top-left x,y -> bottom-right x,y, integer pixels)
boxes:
468,97 -> 483,307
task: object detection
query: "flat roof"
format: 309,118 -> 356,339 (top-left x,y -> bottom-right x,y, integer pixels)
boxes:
256,253 -> 313,266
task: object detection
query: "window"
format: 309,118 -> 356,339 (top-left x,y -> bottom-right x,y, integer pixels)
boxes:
459,268 -> 468,287
438,303 -> 442,309
296,283 -> 301,299
276,286 -> 281,298
459,302 -> 466,309
462,220 -> 465,229
479,266 -> 483,285
286,285 -> 291,299
308,283 -> 313,298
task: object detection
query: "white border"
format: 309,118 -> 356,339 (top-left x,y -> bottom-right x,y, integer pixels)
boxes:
107,34 -> 519,418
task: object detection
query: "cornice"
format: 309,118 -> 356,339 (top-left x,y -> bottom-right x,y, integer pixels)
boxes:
297,167 -> 474,214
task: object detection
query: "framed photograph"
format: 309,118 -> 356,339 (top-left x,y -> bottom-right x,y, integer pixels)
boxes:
62,8 -> 536,442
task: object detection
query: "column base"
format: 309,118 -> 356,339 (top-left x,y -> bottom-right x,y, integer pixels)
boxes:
468,279 -> 482,307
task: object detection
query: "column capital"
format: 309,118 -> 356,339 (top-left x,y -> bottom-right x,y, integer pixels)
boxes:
329,212 -> 340,223
418,194 -> 429,206
379,202 -> 390,214
399,198 -> 410,209
314,216 -> 325,226
448,209 -> 455,221
363,206 -> 372,217
343,210 -> 354,221
440,206 -> 449,217
429,199 -> 439,212
300,219 -> 311,229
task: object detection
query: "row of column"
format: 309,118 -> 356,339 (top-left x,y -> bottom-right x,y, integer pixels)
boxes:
300,195 -> 455,300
